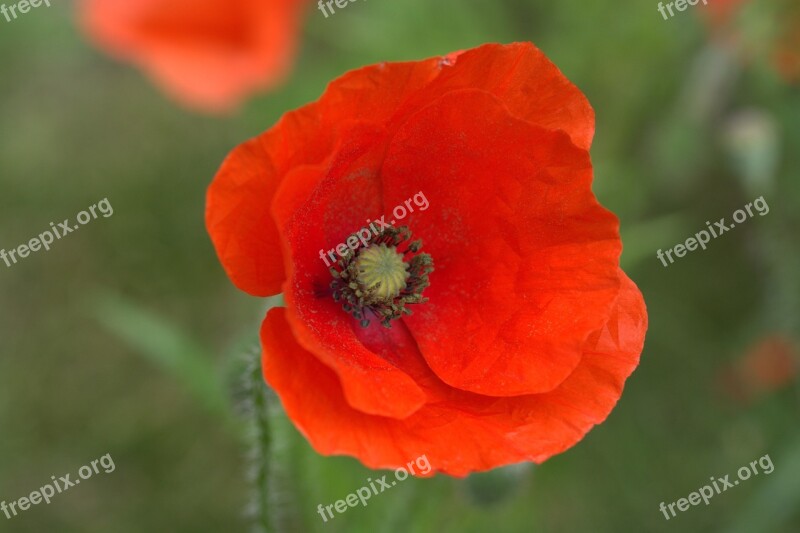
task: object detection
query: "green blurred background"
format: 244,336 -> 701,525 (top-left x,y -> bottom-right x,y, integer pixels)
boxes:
1,1 -> 798,532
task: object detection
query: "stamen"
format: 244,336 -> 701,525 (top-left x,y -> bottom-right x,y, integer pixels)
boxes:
329,225 -> 433,328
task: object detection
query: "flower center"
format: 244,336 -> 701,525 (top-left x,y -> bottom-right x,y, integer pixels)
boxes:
329,225 -> 433,328
355,244 -> 409,299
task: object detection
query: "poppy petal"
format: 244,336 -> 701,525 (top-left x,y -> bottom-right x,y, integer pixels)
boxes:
275,123 -> 428,419
398,42 -> 595,150
381,89 -> 621,396
206,100 -> 367,297
206,137 -> 286,297
261,272 -> 646,476
208,42 -> 595,296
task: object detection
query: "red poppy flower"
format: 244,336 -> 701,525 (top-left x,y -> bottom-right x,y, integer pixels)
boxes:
206,42 -> 648,476
78,0 -> 308,113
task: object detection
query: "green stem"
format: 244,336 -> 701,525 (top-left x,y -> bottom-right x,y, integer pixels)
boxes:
243,346 -> 303,533
248,345 -> 274,533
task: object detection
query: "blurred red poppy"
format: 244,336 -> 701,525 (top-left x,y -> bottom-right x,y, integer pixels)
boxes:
701,0 -> 747,29
206,42 -> 648,476
773,12 -> 800,83
78,0 -> 308,113
700,0 -> 800,85
720,334 -> 798,404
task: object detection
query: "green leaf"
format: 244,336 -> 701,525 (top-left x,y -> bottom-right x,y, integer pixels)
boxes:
88,290 -> 229,420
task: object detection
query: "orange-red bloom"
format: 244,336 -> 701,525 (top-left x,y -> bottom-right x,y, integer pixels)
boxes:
78,0 -> 307,113
206,42 -> 648,476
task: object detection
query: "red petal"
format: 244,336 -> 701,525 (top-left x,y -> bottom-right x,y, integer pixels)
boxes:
206,59 -> 447,295
396,42 -> 595,150
276,123 -> 428,419
206,137 -> 286,297
206,100 -> 372,297
207,43 -> 594,296
261,273 -> 646,476
381,90 -> 620,395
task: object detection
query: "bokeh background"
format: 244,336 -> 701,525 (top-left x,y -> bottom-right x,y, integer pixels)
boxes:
1,1 -> 798,532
